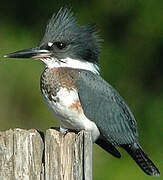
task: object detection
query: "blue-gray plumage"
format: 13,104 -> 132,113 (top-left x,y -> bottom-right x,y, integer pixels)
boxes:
4,8 -> 160,177
76,70 -> 159,175
77,69 -> 138,145
39,8 -> 101,66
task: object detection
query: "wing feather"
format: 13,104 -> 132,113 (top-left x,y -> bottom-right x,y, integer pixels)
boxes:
77,70 -> 138,146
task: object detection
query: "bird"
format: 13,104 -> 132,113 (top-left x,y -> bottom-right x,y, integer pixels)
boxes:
4,8 -> 160,176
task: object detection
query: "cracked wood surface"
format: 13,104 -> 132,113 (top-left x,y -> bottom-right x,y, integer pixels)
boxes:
0,128 -> 92,180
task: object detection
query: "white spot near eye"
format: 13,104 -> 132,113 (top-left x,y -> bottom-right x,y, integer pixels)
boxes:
48,42 -> 53,47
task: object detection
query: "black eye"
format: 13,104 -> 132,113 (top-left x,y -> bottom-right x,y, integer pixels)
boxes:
54,42 -> 66,50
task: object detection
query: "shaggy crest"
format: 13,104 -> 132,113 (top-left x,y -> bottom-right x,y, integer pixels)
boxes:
39,8 -> 101,63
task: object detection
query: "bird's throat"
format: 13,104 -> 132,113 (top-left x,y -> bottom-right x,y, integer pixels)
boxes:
40,57 -> 100,74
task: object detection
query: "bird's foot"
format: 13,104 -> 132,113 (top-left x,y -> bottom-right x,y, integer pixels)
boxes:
59,126 -> 68,135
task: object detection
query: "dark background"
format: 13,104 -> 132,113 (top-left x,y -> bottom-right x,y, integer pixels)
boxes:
0,0 -> 162,179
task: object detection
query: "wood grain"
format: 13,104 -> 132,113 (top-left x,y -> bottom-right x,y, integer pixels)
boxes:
0,129 -> 92,180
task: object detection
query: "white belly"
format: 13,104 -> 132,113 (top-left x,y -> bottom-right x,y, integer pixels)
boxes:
42,87 -> 100,142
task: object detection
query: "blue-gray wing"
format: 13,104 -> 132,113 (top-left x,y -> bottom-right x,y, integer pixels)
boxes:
77,70 -> 138,145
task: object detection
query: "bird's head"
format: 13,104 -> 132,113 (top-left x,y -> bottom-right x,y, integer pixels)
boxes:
5,8 -> 101,74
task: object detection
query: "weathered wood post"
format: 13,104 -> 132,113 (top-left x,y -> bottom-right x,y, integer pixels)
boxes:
0,129 -> 44,179
0,128 -> 92,180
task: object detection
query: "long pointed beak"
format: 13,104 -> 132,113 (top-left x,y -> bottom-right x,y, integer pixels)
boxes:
4,48 -> 51,59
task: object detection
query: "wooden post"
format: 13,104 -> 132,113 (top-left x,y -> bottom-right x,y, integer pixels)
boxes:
0,129 -> 44,180
0,128 -> 92,180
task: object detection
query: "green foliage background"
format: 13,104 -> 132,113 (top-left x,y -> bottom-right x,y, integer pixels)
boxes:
0,0 -> 162,179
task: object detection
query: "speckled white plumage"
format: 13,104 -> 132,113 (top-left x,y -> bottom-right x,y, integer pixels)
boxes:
41,87 -> 100,142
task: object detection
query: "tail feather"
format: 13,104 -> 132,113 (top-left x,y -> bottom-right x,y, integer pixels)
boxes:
121,143 -> 160,176
96,137 -> 121,158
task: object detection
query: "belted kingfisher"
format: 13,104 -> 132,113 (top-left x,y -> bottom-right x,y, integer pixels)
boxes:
5,8 -> 160,176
